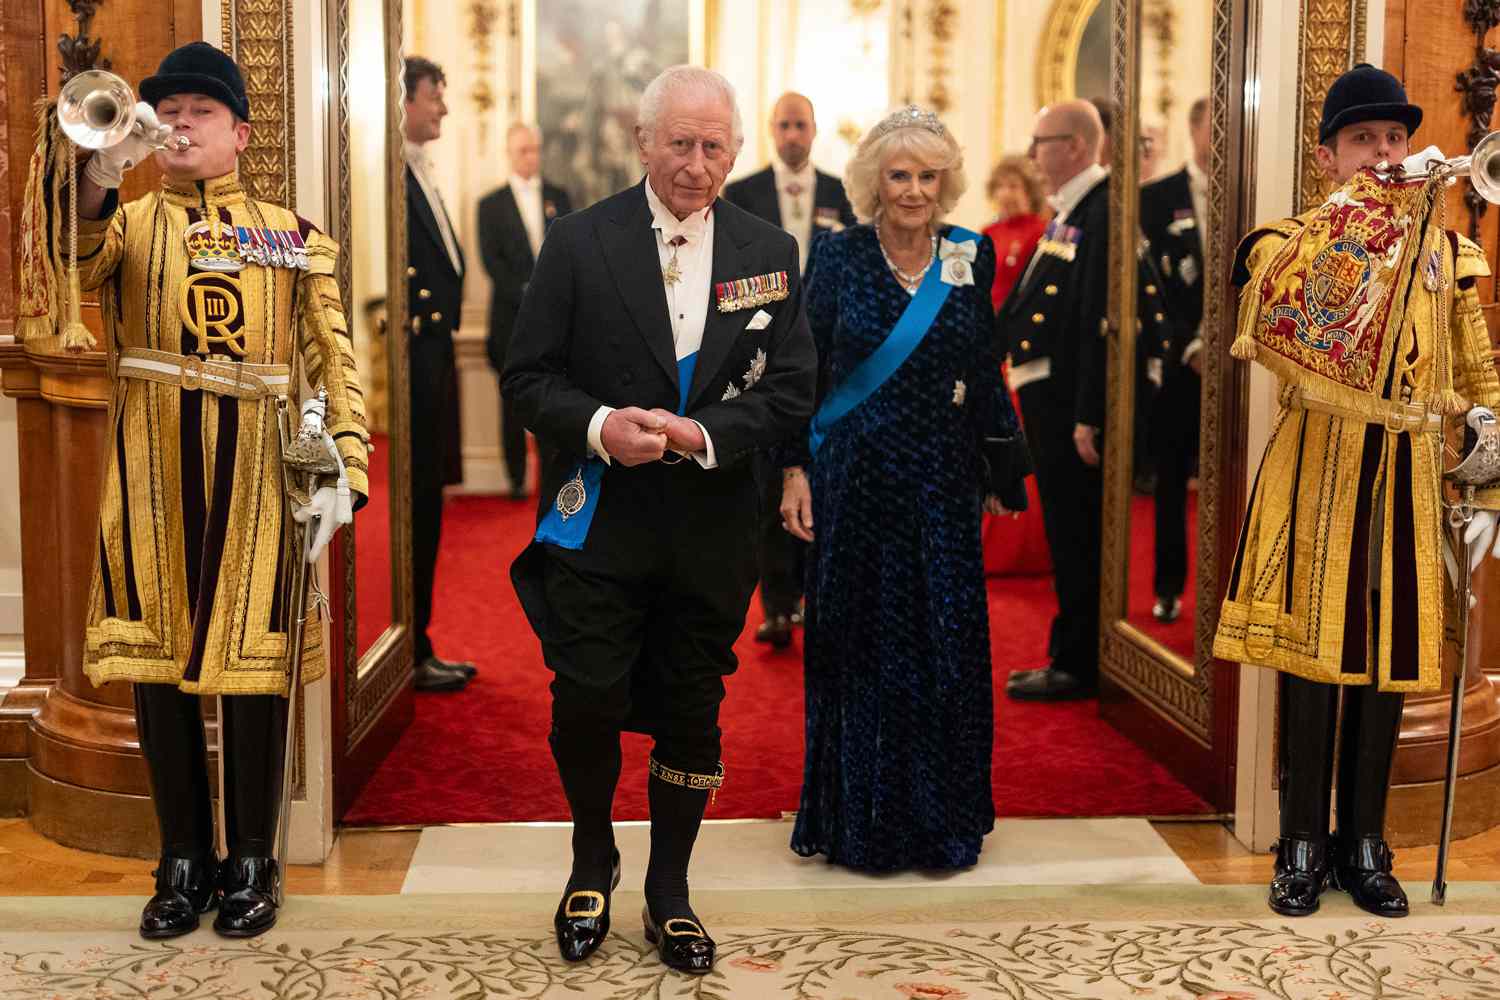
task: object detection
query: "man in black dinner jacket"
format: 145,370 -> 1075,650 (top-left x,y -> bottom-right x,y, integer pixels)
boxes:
722,91 -> 855,647
1000,99 -> 1111,702
479,122 -> 573,499
1139,96 -> 1210,624
503,66 -> 816,974
403,56 -> 475,692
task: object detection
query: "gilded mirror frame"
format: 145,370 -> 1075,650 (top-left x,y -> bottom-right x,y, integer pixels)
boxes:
1037,0 -> 1104,108
327,0 -> 414,811
1099,0 -> 1253,791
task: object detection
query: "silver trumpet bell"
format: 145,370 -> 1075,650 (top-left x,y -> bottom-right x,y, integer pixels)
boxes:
57,69 -> 188,152
1402,130 -> 1500,204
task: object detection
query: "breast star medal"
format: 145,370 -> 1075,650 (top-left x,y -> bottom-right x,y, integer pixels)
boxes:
556,468 -> 587,521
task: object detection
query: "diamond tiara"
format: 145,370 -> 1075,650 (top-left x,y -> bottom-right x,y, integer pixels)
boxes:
867,105 -> 946,142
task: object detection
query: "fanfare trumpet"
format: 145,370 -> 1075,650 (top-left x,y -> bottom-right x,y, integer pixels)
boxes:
57,69 -> 190,152
1384,130 -> 1500,204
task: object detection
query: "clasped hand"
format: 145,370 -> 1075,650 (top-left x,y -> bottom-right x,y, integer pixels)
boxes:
600,407 -> 704,466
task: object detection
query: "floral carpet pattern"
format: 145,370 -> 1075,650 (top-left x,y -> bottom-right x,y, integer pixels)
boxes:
7,906 -> 1500,1000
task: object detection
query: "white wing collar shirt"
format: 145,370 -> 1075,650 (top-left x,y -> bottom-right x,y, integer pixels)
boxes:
404,140 -> 464,277
586,179 -> 719,468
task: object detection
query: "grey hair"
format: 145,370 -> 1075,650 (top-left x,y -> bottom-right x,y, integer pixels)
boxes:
637,65 -> 744,150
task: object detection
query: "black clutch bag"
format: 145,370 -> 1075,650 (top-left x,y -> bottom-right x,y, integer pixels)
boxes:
983,431 -> 1032,513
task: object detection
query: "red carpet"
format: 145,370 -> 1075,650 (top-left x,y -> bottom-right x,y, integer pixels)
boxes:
343,477 -> 1213,825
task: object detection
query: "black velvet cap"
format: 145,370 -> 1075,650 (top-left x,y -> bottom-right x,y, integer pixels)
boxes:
140,42 -> 251,123
1318,63 -> 1421,145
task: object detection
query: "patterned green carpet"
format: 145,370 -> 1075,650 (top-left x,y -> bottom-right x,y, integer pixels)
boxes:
5,884 -> 1500,999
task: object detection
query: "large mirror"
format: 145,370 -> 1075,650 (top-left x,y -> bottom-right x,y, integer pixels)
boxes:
1097,0 -> 1251,807
328,0 -> 414,815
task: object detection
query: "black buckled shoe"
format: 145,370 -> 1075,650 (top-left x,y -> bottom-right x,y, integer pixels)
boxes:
643,906 -> 715,974
140,854 -> 220,939
1268,837 -> 1331,916
1332,835 -> 1409,918
213,857 -> 281,938
1005,667 -> 1097,702
554,850 -> 622,962
754,615 -> 792,649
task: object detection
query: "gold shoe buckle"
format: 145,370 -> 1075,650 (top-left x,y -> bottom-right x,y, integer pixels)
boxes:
564,890 -> 605,918
663,918 -> 706,938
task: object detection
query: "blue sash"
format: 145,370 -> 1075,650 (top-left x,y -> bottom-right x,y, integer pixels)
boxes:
534,352 -> 699,550
807,226 -> 978,456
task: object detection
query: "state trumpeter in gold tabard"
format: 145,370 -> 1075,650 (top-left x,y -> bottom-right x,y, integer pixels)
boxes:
1214,65 -> 1500,921
19,42 -> 368,941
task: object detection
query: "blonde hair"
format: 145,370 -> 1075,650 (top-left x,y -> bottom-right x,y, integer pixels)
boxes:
844,117 -> 966,225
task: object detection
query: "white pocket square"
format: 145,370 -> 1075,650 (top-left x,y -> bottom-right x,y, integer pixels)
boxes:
744,309 -> 772,331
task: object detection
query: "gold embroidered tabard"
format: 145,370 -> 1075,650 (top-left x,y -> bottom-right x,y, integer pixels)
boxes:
35,170 -> 371,696
1214,207 -> 1500,693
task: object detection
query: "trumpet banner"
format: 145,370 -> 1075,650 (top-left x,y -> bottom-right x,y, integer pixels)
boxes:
1233,167 -> 1442,413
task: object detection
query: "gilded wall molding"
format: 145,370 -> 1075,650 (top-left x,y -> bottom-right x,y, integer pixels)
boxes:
1456,1 -> 1500,235
469,0 -> 501,152
59,0 -> 110,81
1037,0 -> 1100,109
925,0 -> 957,113
224,0 -> 297,209
1293,0 -> 1365,214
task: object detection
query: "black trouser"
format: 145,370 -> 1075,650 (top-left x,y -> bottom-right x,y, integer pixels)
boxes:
410,338 -> 455,664
1279,674 -> 1405,844
1151,368 -> 1200,600
1017,381 -> 1103,681
755,454 -> 804,619
134,684 -> 288,861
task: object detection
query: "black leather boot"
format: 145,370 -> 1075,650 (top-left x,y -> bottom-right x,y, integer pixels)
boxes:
1269,837 -> 1332,916
215,857 -> 281,937
134,684 -> 218,940
1333,835 -> 1408,917
1331,684 -> 1408,917
1269,675 -> 1338,916
140,855 -> 220,939
213,695 -> 287,938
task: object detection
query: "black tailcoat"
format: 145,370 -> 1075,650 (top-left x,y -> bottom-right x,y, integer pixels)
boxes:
477,180 -> 574,372
503,180 -> 817,690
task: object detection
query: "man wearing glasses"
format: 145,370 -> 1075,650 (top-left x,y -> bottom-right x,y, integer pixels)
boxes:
999,99 -> 1111,702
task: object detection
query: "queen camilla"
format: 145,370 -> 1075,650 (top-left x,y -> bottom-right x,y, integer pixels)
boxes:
779,105 -> 1030,871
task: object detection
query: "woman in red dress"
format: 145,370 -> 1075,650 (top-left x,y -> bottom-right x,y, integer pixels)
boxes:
981,156 -> 1051,576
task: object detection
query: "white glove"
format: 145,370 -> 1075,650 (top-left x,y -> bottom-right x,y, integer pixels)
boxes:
301,394 -> 328,434
292,483 -> 353,563
83,102 -> 174,189
1465,509 -> 1500,573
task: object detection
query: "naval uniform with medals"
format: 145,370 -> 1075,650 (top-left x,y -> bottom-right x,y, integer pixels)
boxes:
53,131 -> 368,937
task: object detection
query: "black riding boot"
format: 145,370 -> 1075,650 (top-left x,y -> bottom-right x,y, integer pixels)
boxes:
642,756 -> 721,974
134,684 -> 219,939
550,722 -> 623,962
214,694 -> 288,938
1270,675 -> 1338,916
1332,684 -> 1408,917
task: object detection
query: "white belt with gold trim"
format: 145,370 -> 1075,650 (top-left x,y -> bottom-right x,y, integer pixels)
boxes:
116,348 -> 290,399
1284,386 -> 1441,434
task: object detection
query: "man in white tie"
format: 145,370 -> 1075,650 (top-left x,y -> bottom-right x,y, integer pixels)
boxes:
479,124 -> 574,500
403,56 -> 474,691
723,92 -> 855,647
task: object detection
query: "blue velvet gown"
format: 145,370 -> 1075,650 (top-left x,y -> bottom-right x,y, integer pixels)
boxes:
790,224 -> 1015,871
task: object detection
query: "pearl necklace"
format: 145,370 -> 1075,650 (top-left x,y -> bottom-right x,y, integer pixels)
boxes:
877,222 -> 937,291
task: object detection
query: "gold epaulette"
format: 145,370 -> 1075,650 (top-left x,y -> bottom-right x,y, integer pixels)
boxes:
1453,231 -> 1491,283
